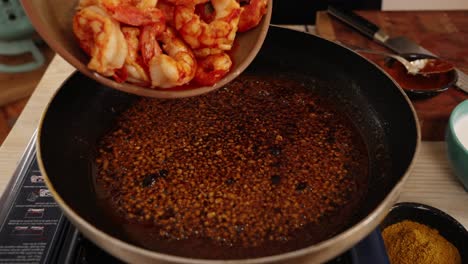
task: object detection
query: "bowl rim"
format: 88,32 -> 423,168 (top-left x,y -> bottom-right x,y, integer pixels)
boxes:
386,53 -> 458,96
383,202 -> 468,232
381,201 -> 468,253
448,99 -> 468,153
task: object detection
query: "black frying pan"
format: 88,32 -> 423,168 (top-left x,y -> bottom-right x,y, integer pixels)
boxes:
38,26 -> 420,263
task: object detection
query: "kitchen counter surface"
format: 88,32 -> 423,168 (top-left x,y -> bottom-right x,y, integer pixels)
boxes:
0,27 -> 467,229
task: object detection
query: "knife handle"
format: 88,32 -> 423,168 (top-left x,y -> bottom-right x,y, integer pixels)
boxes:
327,6 -> 382,40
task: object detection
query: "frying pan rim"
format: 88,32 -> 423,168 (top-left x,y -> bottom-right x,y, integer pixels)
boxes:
36,27 -> 421,263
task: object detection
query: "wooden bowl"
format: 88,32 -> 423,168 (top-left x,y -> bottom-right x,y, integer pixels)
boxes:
20,0 -> 272,98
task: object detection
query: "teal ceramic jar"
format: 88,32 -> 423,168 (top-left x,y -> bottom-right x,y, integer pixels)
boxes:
0,0 -> 35,41
446,100 -> 468,191
0,0 -> 44,73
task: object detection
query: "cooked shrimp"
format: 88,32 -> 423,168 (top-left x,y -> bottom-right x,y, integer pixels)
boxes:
193,47 -> 223,58
121,27 -> 150,84
174,0 -> 241,51
134,0 -> 158,8
156,0 -> 176,26
101,0 -> 165,26
102,0 -> 157,9
195,1 -> 215,23
237,0 -> 267,32
165,0 -> 209,5
79,0 -> 157,10
193,52 -> 231,86
73,5 -> 128,77
78,0 -> 102,9
140,24 -> 165,66
148,27 -> 197,88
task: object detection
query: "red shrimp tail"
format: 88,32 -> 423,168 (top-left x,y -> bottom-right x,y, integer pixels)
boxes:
238,0 -> 267,32
194,68 -> 229,86
113,67 -> 129,83
140,25 -> 164,66
195,2 -> 215,23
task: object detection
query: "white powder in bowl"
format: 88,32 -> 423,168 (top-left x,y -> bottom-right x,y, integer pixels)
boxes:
454,114 -> 468,150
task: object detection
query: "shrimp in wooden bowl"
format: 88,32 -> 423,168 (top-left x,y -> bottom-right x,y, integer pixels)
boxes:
156,0 -> 177,26
237,0 -> 268,32
193,52 -> 232,86
174,0 -> 241,52
116,27 -> 151,85
148,27 -> 197,88
70,0 -> 270,90
101,0 -> 165,26
73,5 -> 128,77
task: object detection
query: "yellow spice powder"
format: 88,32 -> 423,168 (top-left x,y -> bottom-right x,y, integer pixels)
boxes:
382,220 -> 461,264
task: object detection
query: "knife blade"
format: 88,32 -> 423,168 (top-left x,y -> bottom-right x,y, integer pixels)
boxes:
327,6 -> 468,93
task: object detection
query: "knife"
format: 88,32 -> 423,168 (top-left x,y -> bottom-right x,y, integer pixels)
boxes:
327,6 -> 468,93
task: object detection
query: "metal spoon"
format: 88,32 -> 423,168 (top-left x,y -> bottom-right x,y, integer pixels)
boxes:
355,49 -> 454,76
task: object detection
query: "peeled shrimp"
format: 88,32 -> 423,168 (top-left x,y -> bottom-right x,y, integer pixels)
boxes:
193,47 -> 223,58
133,0 -> 158,9
148,27 -> 197,88
174,0 -> 241,51
78,0 -> 157,10
156,0 -> 176,26
165,0 -> 209,5
101,0 -> 157,9
237,0 -> 267,32
193,52 -> 231,86
78,0 -> 164,27
100,0 -> 165,26
78,0 -> 101,9
73,5 -> 128,77
120,27 -> 150,84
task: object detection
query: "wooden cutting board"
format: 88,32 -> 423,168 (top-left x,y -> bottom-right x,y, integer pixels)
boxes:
315,11 -> 468,141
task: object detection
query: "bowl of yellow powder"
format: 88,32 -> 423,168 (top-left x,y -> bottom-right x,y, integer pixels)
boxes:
380,202 -> 466,264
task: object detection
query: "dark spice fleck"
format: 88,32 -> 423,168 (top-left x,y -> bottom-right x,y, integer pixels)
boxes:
160,207 -> 175,220
271,162 -> 281,168
234,225 -> 245,233
159,169 -> 169,178
252,144 -> 259,153
142,173 -> 157,187
270,175 -> 281,185
296,182 -> 307,191
103,145 -> 113,153
326,128 -> 336,144
225,177 -> 235,185
307,104 -> 316,113
269,146 -> 282,156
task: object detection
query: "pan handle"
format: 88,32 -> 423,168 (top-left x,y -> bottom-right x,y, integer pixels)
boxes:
349,229 -> 391,264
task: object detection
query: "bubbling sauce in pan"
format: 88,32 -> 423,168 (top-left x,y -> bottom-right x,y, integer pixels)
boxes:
95,75 -> 369,259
